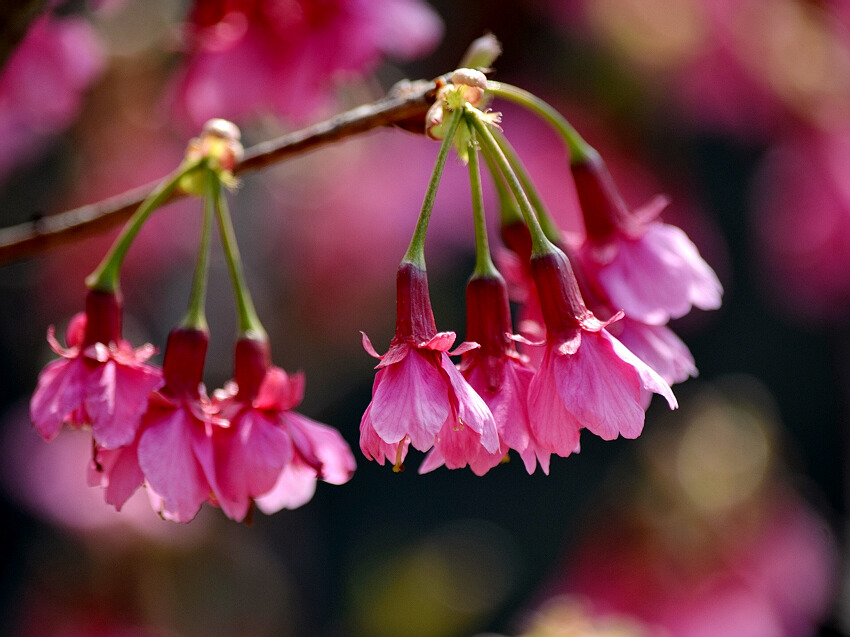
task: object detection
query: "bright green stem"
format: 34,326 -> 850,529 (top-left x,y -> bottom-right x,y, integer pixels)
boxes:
402,108 -> 464,268
465,105 -> 555,257
480,142 -> 522,226
179,171 -> 214,331
86,159 -> 203,292
212,180 -> 267,340
486,81 -> 596,165
494,130 -> 562,243
466,129 -> 498,278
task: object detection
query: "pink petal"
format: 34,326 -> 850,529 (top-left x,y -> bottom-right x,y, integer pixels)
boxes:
91,442 -> 144,511
602,330 -> 678,409
30,357 -> 89,440
253,367 -> 304,412
359,404 -> 409,466
213,409 -> 292,522
138,408 -> 213,522
360,331 -> 383,359
618,318 -> 697,385
448,340 -> 480,357
418,447 -> 446,474
439,353 -> 499,453
369,352 -> 449,451
528,346 -> 583,457
432,414 -> 504,476
285,411 -> 355,485
254,465 -> 317,513
86,359 -> 162,449
553,331 -> 644,441
420,331 -> 456,351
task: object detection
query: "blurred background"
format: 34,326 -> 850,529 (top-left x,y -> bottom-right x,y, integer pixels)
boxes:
0,0 -> 846,635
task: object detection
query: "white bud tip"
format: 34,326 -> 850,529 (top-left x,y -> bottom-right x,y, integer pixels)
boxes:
451,68 -> 488,91
202,118 -> 241,142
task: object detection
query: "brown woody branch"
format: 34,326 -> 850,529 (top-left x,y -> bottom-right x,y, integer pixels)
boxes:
0,78 -> 439,265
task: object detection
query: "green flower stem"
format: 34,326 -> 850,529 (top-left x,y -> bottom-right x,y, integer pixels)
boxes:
486,81 -> 596,165
493,130 -> 562,243
480,142 -> 522,226
180,171 -> 215,332
466,128 -> 498,278
86,158 -> 203,292
402,108 -> 464,268
465,105 -> 555,257
212,179 -> 267,341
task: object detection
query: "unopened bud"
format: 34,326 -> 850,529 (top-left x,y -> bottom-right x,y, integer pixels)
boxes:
458,33 -> 502,70
451,68 -> 488,91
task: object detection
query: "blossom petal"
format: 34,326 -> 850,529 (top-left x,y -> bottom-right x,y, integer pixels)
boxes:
86,359 -> 162,449
30,357 -> 89,440
254,465 -> 317,513
138,408 -> 213,522
369,352 -> 449,451
285,411 -> 355,485
528,345 -> 582,457
440,353 -> 499,453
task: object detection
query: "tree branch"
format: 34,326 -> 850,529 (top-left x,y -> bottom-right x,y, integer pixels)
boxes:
0,78 -> 438,265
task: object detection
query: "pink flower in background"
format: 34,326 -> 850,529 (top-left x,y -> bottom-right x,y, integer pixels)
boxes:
0,13 -> 103,181
136,327 -> 222,522
211,337 -> 355,521
30,290 -> 163,449
572,153 -> 722,325
360,262 -> 499,470
528,247 -> 677,457
175,0 -> 443,126
752,127 -> 850,320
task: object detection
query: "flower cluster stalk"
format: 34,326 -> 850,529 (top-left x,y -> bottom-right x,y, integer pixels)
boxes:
211,179 -> 267,341
86,159 -> 203,292
486,81 -> 596,165
466,129 -> 498,278
402,108 -> 464,268
464,105 -> 554,257
180,171 -> 216,332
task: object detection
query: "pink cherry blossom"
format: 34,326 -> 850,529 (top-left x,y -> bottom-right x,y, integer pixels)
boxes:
572,152 -> 723,325
30,290 -> 163,449
0,13 -> 104,182
136,327 -> 222,522
359,262 -> 499,471
440,274 -> 550,475
527,248 -> 677,458
174,0 -> 443,126
211,337 -> 355,522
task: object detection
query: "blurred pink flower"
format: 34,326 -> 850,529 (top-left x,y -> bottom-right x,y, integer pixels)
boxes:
572,153 -> 723,325
527,248 -> 677,457
174,0 -> 443,126
136,327 -> 222,522
0,13 -> 104,180
30,290 -> 162,449
360,262 -> 499,470
211,337 -> 355,521
752,127 -> 850,320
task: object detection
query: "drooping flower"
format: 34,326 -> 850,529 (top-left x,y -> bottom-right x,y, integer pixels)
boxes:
30,290 -> 163,449
572,152 -> 722,325
422,273 -> 549,475
528,246 -> 677,458
360,262 -> 499,471
175,0 -> 443,126
135,327 -> 223,522
211,337 -> 355,522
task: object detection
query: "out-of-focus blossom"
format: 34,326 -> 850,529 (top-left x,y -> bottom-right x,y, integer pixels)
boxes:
550,0 -> 850,137
572,153 -> 722,325
553,378 -> 838,637
752,127 -> 850,320
30,290 -> 163,449
360,262 -> 499,471
211,337 -> 355,521
527,247 -> 677,458
174,0 -> 443,126
0,13 -> 104,181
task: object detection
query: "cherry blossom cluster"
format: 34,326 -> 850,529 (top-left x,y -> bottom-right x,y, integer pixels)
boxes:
29,121 -> 355,523
359,69 -> 722,474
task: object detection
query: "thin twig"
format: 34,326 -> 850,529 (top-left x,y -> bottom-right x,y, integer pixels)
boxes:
0,78 -> 438,264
